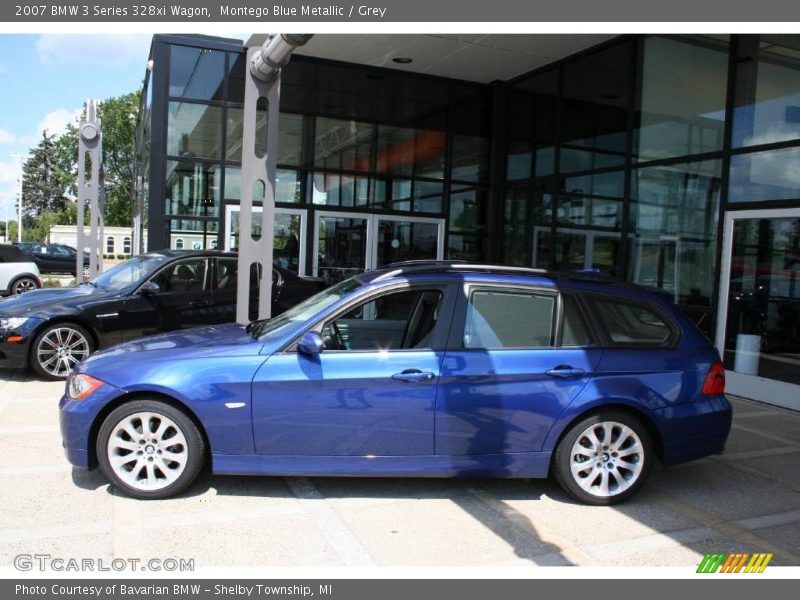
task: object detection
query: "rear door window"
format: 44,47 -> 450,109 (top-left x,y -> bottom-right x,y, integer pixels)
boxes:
591,296 -> 674,347
464,288 -> 557,349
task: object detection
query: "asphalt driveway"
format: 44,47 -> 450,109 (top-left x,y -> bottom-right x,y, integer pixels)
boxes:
1,368 -> 799,568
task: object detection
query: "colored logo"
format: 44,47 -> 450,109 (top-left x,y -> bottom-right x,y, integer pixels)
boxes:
697,552 -> 773,573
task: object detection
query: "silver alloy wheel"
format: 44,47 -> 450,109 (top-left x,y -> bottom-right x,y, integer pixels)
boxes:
12,278 -> 37,294
569,420 -> 644,498
106,412 -> 189,492
35,327 -> 91,377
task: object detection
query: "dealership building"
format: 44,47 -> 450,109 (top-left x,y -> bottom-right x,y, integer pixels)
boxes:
133,33 -> 800,410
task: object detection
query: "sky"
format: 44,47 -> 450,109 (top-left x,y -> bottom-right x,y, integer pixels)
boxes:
0,34 -> 153,220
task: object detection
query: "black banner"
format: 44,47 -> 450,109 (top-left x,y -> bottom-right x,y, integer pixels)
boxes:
3,0 -> 800,22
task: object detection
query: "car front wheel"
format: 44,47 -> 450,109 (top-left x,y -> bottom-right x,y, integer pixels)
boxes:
553,410 -> 652,505
97,400 -> 205,500
30,323 -> 93,380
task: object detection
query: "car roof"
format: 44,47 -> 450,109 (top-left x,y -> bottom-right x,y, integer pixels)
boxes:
0,244 -> 28,258
140,249 -> 238,260
359,260 -> 673,302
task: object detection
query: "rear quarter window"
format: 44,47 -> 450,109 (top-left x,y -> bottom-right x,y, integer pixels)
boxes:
589,294 -> 677,347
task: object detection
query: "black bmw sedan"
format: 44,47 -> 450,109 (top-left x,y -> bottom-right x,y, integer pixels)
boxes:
0,250 -> 326,380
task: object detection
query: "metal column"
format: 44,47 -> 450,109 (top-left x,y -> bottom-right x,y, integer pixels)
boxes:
236,34 -> 312,324
77,99 -> 103,279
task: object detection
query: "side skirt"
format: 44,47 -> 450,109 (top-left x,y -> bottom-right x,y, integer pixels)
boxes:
211,452 -> 552,479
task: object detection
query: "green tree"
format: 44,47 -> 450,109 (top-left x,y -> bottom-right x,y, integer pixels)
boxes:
21,131 -> 73,218
21,89 -> 141,236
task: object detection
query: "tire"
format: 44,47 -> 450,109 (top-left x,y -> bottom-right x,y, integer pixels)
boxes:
30,322 -> 94,380
96,400 -> 206,500
11,276 -> 39,295
553,409 -> 653,505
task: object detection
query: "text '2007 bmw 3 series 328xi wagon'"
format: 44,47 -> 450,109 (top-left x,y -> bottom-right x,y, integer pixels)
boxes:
59,262 -> 732,505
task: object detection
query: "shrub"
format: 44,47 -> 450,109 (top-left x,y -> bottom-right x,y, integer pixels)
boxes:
116,254 -> 126,259
41,278 -> 62,288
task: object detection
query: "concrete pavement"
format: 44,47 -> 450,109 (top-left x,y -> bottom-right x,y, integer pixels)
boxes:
1,368 -> 799,568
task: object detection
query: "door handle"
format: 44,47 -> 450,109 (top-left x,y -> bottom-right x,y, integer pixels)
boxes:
392,369 -> 436,383
545,365 -> 586,378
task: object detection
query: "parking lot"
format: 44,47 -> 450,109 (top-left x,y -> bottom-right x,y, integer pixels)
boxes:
1,369 -> 800,569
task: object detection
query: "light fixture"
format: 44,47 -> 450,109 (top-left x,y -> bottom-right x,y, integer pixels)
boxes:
392,57 -> 413,64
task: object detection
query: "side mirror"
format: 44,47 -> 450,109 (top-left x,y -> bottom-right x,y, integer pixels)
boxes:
139,281 -> 160,295
297,331 -> 324,356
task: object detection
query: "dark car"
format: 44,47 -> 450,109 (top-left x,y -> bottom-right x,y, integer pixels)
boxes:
15,242 -> 90,277
0,250 -> 325,380
58,261 -> 732,504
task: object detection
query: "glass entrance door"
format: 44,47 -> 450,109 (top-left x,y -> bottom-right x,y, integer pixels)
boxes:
314,212 -> 445,285
716,209 -> 800,410
314,212 -> 370,285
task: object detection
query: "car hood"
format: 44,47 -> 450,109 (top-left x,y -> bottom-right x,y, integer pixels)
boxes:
80,323 -> 264,370
0,285 -> 113,316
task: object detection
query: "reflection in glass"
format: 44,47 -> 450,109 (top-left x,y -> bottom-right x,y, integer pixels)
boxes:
729,146 -> 800,203
317,217 -> 368,285
507,69 -> 558,180
227,110 -> 304,164
449,188 -> 486,233
723,217 -> 800,385
629,160 -> 721,334
310,173 -> 381,208
451,135 -> 489,182
376,220 -> 439,267
732,35 -> 800,148
376,126 -> 445,179
169,45 -> 225,101
503,183 -> 552,267
169,219 -> 219,251
560,42 -> 632,173
166,161 -> 221,217
635,36 -> 728,162
447,234 -> 483,261
315,117 -> 374,172
167,102 -> 223,159
413,180 -> 443,213
228,211 -> 302,274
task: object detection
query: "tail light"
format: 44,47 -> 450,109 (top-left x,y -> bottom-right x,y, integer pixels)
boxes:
702,360 -> 726,395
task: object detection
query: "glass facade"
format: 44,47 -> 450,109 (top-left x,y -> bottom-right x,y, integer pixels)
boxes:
137,33 -> 800,343
502,34 -> 800,337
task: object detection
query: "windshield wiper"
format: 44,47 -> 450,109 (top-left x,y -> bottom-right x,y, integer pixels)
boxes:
245,319 -> 265,336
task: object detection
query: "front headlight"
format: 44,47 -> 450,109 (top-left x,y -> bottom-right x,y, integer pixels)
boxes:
0,317 -> 29,330
67,374 -> 105,400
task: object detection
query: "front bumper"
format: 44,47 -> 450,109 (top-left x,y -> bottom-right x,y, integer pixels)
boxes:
0,318 -> 46,369
59,379 -> 126,468
656,394 -> 733,466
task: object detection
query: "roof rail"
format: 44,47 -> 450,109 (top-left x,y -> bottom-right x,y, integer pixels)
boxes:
371,261 -> 553,282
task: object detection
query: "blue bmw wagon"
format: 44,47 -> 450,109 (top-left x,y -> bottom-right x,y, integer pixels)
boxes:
59,261 -> 731,504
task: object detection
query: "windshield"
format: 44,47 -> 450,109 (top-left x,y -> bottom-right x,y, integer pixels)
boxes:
91,254 -> 169,291
253,277 -> 363,339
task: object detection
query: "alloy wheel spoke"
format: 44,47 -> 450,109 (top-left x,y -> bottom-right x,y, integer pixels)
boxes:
107,412 -> 188,491
570,420 -> 644,498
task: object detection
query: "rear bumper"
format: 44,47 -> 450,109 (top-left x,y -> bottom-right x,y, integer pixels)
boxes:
655,394 -> 733,465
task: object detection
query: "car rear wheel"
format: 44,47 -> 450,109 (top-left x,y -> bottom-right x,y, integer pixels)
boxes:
97,400 -> 205,500
30,323 -> 93,380
11,277 -> 39,295
553,410 -> 652,505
